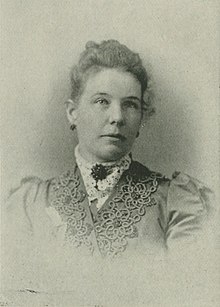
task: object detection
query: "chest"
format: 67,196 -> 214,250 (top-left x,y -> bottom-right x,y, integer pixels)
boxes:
49,169 -> 166,257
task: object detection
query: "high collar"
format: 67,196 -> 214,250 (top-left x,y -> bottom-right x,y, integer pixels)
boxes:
74,145 -> 132,209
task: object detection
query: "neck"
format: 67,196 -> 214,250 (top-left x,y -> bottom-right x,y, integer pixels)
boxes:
75,145 -> 132,169
75,145 -> 128,166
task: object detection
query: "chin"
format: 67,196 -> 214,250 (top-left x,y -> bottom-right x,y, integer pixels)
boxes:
96,147 -> 128,162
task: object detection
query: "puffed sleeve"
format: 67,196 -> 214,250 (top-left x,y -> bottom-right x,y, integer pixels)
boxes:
3,177 -> 43,240
2,177 -> 59,290
2,178 -> 44,289
165,172 -> 215,250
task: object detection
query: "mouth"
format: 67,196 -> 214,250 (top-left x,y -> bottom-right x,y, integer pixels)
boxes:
101,134 -> 126,141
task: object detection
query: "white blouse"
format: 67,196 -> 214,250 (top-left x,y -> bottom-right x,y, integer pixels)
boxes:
75,145 -> 131,210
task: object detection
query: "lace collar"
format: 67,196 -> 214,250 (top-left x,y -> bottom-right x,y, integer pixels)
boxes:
74,145 -> 131,204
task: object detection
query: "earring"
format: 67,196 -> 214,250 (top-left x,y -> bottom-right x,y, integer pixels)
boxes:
136,131 -> 140,138
66,98 -> 74,104
70,124 -> 76,131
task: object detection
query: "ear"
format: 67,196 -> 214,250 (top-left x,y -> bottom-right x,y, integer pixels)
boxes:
65,99 -> 78,125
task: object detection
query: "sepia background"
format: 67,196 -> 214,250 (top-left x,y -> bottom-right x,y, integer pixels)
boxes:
1,0 -> 219,199
1,1 -> 219,306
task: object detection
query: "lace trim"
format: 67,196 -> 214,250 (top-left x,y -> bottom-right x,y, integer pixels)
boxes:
50,166 -> 165,256
94,172 -> 162,256
50,170 -> 94,253
75,145 -> 131,199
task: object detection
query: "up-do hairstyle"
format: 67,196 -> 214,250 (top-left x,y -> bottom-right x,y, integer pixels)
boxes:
70,40 -> 154,117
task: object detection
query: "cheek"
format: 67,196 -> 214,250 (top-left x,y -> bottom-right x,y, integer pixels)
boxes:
76,106 -> 93,127
127,114 -> 142,129
77,113 -> 100,138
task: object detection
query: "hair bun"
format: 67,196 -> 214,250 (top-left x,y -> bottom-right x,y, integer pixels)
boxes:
85,41 -> 98,49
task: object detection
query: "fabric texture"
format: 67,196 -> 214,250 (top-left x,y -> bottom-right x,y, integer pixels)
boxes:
3,161 -> 213,257
2,160 -> 215,296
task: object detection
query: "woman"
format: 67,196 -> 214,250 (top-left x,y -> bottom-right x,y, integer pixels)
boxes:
4,40 -> 213,261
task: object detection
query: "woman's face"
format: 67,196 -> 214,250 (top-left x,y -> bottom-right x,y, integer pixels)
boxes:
67,68 -> 142,163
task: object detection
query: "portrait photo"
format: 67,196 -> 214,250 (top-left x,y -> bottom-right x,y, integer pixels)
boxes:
1,0 -> 219,306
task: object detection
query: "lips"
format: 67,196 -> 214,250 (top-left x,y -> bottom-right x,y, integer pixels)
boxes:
101,134 -> 126,141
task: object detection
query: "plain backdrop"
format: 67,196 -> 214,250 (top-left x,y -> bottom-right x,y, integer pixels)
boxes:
1,0 -> 219,198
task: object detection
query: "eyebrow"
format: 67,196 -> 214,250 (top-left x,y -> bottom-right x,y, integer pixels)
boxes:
124,96 -> 141,102
92,93 -> 141,102
92,92 -> 110,98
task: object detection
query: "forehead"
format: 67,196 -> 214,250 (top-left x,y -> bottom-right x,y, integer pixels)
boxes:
81,68 -> 141,98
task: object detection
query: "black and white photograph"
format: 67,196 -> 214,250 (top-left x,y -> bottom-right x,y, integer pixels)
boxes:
1,0 -> 219,306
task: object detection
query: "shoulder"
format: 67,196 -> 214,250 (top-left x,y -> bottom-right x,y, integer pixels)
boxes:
128,161 -> 213,210
167,171 -> 214,216
5,176 -> 53,227
128,160 -> 170,185
129,161 -> 214,245
165,171 -> 214,249
4,174 -> 67,238
6,177 -> 43,207
6,176 -> 49,207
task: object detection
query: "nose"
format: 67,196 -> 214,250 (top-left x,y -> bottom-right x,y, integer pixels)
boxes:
108,101 -> 125,126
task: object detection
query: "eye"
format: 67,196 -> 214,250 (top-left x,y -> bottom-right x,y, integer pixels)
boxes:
95,98 -> 110,105
123,100 -> 140,110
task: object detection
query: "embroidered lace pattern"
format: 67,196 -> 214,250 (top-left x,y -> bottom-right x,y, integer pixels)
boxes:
50,170 -> 94,253
94,171 -> 164,256
50,165 -> 165,256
